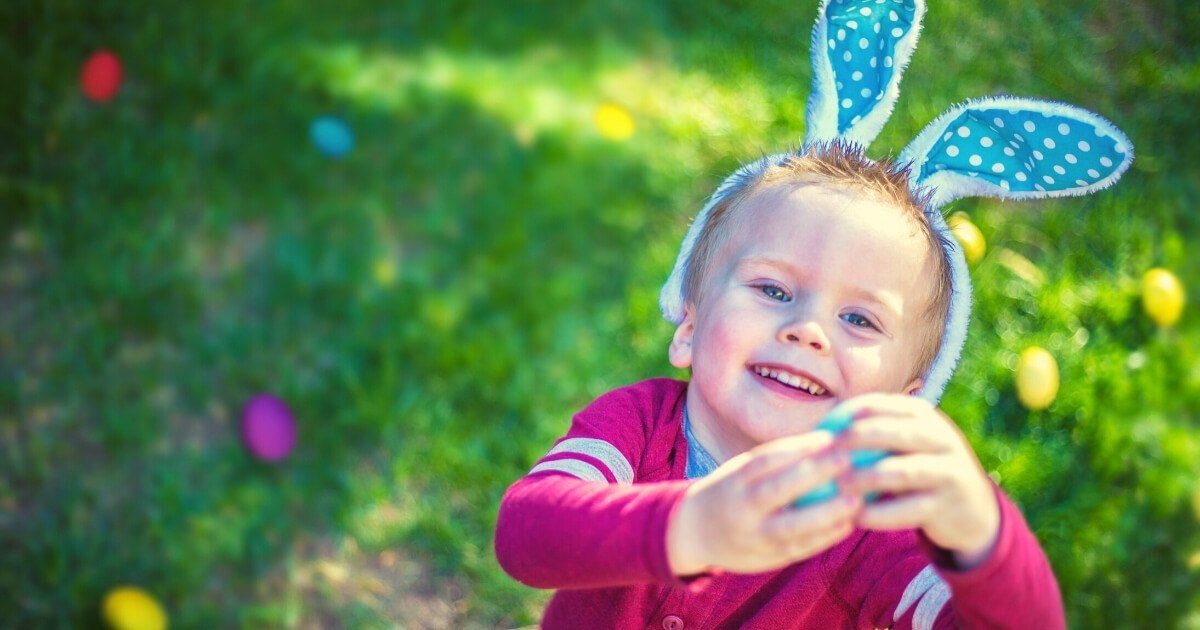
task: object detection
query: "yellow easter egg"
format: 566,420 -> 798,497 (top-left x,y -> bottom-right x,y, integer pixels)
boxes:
102,586 -> 167,630
1015,346 -> 1058,411
1141,267 -> 1185,327
594,103 -> 635,141
947,212 -> 986,265
373,258 -> 397,287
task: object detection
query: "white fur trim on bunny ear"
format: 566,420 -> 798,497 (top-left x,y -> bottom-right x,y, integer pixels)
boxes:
914,207 -> 972,405
899,96 -> 1134,210
805,0 -> 926,148
659,154 -> 783,324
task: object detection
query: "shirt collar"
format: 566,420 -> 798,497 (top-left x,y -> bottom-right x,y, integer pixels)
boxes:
683,404 -> 719,479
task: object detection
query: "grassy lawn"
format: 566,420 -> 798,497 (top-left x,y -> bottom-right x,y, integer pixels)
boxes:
3,0 -> 1198,627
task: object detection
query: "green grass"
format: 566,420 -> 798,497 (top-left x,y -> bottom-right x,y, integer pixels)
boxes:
2,0 -> 1198,628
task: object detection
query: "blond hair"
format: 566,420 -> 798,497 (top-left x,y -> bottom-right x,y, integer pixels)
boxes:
682,141 -> 953,380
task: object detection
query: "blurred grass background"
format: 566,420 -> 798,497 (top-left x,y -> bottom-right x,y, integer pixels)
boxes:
1,0 -> 1198,627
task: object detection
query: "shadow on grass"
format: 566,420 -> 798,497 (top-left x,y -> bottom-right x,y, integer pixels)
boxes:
2,2 -> 701,627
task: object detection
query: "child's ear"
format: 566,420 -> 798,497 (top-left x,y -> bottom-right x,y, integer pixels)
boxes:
668,305 -> 697,369
904,377 -> 925,396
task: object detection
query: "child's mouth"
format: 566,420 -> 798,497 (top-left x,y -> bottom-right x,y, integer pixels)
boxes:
752,365 -> 830,397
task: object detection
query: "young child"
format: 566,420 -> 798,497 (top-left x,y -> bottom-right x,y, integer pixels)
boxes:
496,1 -> 1131,626
495,142 -> 1062,629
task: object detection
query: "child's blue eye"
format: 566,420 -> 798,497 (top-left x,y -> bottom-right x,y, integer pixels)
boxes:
759,285 -> 789,301
841,313 -> 875,329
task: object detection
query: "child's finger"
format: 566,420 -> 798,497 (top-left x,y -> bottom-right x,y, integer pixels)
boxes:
839,416 -> 957,455
746,447 -> 852,513
780,517 -> 857,562
838,453 -> 952,496
835,394 -> 963,455
854,490 -> 942,531
836,392 -> 930,422
762,494 -> 861,546
735,431 -> 839,485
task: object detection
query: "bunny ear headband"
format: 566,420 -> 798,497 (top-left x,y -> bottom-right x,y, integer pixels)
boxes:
660,0 -> 1133,404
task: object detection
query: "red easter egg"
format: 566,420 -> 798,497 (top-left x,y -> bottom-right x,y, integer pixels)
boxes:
241,394 -> 297,461
81,50 -> 122,102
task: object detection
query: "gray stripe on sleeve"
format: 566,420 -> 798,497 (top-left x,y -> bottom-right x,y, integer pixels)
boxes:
545,438 -> 635,484
528,459 -> 608,482
894,564 -> 941,622
913,579 -> 951,630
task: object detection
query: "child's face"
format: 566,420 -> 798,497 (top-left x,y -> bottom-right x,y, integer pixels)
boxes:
669,181 -> 937,460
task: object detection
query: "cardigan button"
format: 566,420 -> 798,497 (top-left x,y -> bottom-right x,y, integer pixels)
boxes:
662,615 -> 684,630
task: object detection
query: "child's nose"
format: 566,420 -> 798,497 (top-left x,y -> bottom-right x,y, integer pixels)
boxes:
780,315 -> 831,354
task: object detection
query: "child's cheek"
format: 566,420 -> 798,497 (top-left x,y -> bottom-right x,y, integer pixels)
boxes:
839,347 -> 885,392
842,345 -> 913,394
708,313 -> 755,362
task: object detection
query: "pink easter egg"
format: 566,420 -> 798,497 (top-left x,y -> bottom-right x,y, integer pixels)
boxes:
241,394 -> 296,461
81,50 -> 122,102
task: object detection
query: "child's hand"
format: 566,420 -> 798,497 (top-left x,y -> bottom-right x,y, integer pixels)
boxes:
836,394 -> 1000,568
666,432 -> 861,576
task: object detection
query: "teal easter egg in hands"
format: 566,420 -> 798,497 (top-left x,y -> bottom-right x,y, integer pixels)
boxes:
793,399 -> 888,508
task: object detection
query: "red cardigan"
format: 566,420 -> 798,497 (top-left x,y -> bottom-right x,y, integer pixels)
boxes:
495,378 -> 1065,629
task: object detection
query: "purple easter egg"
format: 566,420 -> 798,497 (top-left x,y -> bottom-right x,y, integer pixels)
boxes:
241,394 -> 296,461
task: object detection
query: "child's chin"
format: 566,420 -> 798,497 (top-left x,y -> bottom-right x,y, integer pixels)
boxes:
768,416 -> 830,440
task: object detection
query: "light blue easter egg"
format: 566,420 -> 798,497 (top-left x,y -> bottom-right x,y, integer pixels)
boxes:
310,115 -> 354,158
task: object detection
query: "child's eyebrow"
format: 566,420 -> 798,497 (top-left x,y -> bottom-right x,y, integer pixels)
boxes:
735,257 -> 804,284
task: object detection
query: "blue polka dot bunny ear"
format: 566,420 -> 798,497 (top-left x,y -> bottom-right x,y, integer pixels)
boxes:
899,96 -> 1133,209
805,0 -> 926,147
899,98 -> 1131,402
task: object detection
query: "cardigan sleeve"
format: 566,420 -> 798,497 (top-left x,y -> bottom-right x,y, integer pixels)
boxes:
918,486 -> 1066,629
494,379 -> 692,589
496,473 -> 692,588
830,485 -> 1064,630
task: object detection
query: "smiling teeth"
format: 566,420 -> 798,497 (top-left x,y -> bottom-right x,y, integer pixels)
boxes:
754,365 -> 828,396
